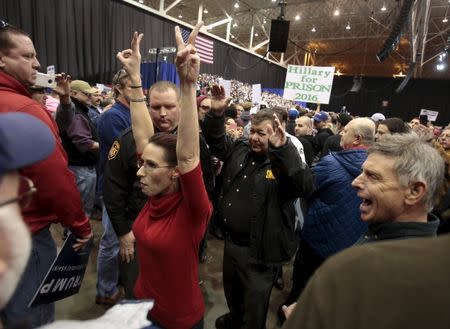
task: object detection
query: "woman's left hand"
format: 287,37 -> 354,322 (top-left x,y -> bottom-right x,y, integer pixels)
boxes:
116,32 -> 143,82
174,22 -> 203,84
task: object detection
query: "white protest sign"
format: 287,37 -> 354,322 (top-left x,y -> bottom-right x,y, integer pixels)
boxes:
252,84 -> 261,104
96,84 -> 105,92
46,65 -> 55,75
283,65 -> 335,104
420,109 -> 439,122
219,79 -> 231,98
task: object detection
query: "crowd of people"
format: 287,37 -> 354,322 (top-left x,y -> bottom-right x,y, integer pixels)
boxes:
1,17 -> 450,329
197,73 -> 297,109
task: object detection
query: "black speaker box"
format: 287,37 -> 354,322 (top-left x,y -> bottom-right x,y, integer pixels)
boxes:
269,19 -> 290,52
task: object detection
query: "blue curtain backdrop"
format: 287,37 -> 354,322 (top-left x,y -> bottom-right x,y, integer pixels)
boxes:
141,62 -> 179,89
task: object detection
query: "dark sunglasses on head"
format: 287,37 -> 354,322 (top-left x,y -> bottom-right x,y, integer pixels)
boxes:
113,68 -> 127,85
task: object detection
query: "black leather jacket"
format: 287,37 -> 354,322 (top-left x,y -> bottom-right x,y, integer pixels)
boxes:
104,128 -> 147,237
203,112 -> 314,264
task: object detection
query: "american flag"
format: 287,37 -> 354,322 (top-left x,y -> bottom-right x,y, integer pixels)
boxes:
181,28 -> 214,64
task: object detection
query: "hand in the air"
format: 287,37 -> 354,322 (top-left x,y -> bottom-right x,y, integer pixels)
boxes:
174,22 -> 203,84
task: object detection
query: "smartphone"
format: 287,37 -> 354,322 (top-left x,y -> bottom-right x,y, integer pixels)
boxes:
35,72 -> 56,88
419,114 -> 428,125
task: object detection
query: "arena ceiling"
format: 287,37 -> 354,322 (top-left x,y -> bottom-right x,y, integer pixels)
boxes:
131,0 -> 450,79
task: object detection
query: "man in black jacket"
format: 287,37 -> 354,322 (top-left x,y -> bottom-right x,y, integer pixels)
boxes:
202,90 -> 314,329
103,128 -> 146,298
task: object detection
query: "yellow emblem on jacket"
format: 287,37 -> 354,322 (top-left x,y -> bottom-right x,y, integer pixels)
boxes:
265,169 -> 275,180
108,141 -> 120,160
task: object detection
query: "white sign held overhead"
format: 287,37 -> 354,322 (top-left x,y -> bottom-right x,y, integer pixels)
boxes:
420,109 -> 439,122
46,65 -> 55,75
252,84 -> 261,104
283,65 -> 335,104
219,79 -> 231,98
96,84 -> 105,92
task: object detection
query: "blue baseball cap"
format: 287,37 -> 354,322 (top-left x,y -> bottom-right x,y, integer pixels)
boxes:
0,113 -> 55,178
313,111 -> 329,122
288,108 -> 299,119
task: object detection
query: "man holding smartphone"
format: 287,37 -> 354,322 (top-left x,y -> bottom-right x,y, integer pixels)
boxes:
0,20 -> 92,328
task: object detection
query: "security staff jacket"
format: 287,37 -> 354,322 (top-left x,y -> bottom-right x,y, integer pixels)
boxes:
104,128 -> 147,237
202,112 -> 314,264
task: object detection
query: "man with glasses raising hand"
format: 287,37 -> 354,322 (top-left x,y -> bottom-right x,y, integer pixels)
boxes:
0,20 -> 92,328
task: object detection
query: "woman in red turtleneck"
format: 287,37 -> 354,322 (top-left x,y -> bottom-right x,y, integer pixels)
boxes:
116,23 -> 212,329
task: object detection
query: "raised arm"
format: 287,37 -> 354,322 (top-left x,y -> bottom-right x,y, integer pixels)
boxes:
116,32 -> 154,154
174,23 -> 203,174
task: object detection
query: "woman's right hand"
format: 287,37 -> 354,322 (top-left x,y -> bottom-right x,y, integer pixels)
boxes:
116,32 -> 144,83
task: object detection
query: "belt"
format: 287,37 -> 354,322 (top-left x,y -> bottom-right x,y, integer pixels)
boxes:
224,232 -> 250,247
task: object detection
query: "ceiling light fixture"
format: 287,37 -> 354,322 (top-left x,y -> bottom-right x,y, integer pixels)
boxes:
346,23 -> 351,30
254,32 -> 259,37
178,14 -> 182,18
234,2 -> 239,9
311,26 -> 316,32
334,9 -> 340,16
138,0 -> 144,3
263,18 -> 267,24
233,22 -> 238,27
295,15 -> 300,20
204,8 -> 208,14
393,71 -> 406,78
436,63 -> 446,71
381,4 -> 387,11
443,17 -> 449,23
272,0 -> 277,2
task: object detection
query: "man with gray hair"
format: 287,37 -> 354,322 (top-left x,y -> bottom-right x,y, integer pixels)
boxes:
353,132 -> 441,244
282,132 -> 447,329
281,118 -> 376,317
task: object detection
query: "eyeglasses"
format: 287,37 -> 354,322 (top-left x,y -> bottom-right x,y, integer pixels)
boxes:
0,20 -> 9,29
199,105 -> 211,111
137,158 -> 175,171
0,175 -> 37,209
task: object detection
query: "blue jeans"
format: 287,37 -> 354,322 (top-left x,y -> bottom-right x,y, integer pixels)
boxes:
96,206 -> 120,297
69,165 -> 96,218
1,228 -> 57,328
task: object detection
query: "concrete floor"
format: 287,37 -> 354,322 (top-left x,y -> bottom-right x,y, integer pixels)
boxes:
52,220 -> 294,329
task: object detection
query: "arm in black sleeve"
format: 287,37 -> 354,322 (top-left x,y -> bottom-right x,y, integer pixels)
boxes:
269,139 -> 315,200
104,129 -> 137,237
201,111 -> 236,161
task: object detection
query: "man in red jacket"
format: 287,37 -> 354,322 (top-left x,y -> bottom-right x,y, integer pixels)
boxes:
0,20 -> 92,328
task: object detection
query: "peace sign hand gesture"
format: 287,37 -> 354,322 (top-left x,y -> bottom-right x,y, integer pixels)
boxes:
267,114 -> 287,148
174,22 -> 203,84
116,32 -> 143,83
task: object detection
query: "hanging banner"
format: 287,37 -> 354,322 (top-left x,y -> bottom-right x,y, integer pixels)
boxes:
283,65 -> 335,104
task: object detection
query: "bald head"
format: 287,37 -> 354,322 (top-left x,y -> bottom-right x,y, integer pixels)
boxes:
340,117 -> 375,150
295,116 -> 313,137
